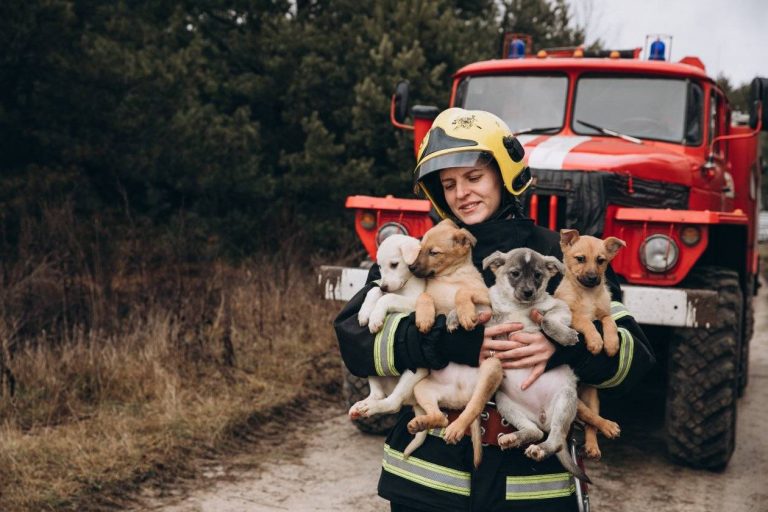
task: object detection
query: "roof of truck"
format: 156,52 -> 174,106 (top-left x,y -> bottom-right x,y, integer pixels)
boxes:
454,57 -> 713,82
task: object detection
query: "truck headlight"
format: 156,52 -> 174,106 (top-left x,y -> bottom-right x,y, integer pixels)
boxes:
376,222 -> 407,246
640,234 -> 679,272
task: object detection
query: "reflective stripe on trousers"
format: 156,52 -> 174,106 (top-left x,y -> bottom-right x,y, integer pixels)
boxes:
505,472 -> 575,500
382,444 -> 471,496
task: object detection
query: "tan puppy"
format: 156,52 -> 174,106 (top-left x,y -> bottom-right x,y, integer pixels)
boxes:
405,219 -> 501,467
555,228 -> 624,459
409,219 -> 491,333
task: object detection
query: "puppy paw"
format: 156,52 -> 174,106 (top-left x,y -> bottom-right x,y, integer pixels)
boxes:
562,327 -> 580,346
599,420 -> 621,439
543,320 -> 580,346
585,334 -> 604,355
349,400 -> 370,419
603,333 -> 620,357
446,310 -> 460,332
524,444 -> 546,461
457,311 -> 478,331
368,314 -> 385,333
584,440 -> 602,460
443,421 -> 466,444
498,433 -> 520,450
415,313 -> 435,334
408,413 -> 448,434
357,312 -> 370,327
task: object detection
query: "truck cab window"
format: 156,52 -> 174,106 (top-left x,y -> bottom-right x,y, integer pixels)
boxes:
709,91 -> 723,154
685,82 -> 703,145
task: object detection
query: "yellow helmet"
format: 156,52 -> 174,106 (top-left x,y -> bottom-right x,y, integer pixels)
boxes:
413,108 -> 531,219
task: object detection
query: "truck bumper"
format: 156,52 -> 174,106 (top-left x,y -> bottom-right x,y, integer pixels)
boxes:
318,266 -> 719,329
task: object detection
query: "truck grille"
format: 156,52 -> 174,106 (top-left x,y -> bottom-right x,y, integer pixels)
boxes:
525,193 -> 567,231
522,169 -> 689,236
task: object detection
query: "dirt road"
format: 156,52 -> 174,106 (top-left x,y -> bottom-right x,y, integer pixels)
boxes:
141,285 -> 768,512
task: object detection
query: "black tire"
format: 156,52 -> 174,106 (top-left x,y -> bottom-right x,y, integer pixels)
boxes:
342,365 -> 398,435
665,266 -> 741,470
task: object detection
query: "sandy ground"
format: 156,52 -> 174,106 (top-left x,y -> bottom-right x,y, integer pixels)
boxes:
137,283 -> 768,512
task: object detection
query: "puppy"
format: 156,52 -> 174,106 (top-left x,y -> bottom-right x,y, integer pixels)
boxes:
409,219 -> 491,333
482,248 -> 589,482
405,219 -> 502,468
352,234 -> 428,420
555,229 -> 625,459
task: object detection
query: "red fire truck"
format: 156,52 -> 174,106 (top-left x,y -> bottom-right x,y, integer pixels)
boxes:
322,35 -> 768,470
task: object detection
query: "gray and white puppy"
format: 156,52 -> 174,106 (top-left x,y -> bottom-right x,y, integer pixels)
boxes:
482,248 -> 578,345
481,248 -> 590,483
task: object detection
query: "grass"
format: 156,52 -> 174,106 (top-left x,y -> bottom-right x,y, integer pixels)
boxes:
0,224 -> 345,511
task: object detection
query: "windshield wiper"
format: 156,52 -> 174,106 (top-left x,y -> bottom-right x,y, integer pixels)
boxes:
512,126 -> 561,136
576,119 -> 643,144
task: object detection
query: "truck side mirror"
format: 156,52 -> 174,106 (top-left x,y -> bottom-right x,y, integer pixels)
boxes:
393,81 -> 410,124
749,77 -> 768,131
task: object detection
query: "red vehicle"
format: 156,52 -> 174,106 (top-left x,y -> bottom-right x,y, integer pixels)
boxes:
322,35 -> 768,470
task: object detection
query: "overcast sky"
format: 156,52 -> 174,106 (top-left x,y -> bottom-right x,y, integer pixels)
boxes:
568,0 -> 768,86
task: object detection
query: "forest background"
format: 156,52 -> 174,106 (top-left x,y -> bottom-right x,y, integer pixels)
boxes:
0,1 -> 759,510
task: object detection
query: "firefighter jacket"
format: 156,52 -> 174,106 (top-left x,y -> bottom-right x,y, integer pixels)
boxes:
334,217 -> 656,511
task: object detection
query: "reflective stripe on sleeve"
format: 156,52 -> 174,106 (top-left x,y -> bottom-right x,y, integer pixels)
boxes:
506,472 -> 575,500
382,444 -> 471,496
610,301 -> 632,321
595,327 -> 635,389
373,313 -> 406,377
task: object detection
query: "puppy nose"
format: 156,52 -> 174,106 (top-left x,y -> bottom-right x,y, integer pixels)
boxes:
380,284 -> 389,292
585,274 -> 599,285
408,264 -> 417,273
522,289 -> 534,299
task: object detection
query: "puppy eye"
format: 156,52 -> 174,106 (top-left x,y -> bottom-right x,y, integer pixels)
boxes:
428,249 -> 440,257
597,257 -> 606,265
575,256 -> 586,264
534,272 -> 542,279
510,270 -> 520,278
390,262 -> 399,269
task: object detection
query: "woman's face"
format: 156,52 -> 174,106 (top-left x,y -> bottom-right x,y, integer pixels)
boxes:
439,164 -> 503,225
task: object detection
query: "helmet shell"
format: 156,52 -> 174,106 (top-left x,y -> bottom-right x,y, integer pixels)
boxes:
413,108 -> 530,219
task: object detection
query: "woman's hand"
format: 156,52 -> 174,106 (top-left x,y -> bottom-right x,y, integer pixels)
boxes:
479,309 -> 556,390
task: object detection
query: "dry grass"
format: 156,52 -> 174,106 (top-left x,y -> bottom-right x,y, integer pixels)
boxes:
0,212 -> 344,511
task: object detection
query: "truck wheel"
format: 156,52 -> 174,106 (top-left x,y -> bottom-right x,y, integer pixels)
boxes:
342,366 -> 398,435
665,266 -> 741,470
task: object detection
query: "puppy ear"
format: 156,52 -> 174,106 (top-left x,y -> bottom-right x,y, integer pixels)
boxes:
560,229 -> 580,249
604,237 -> 626,260
482,251 -> 506,273
400,240 -> 421,266
440,218 -> 459,229
543,256 -> 564,277
454,228 -> 477,248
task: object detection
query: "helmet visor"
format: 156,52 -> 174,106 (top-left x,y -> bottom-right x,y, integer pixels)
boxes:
415,150 -> 494,183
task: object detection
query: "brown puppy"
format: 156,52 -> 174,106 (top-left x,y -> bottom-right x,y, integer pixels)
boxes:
409,219 -> 491,333
405,219 -> 501,467
555,228 -> 625,459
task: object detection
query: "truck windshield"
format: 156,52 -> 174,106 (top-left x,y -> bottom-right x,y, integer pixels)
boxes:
457,75 -> 568,133
573,76 -> 689,143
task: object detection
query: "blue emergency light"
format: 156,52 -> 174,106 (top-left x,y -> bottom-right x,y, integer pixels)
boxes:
508,39 -> 526,59
649,39 -> 666,61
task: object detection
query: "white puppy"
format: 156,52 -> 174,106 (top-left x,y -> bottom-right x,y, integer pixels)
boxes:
352,234 -> 428,420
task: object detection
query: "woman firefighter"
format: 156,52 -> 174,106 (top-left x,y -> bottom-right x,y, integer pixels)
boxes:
334,107 -> 655,511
